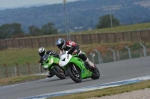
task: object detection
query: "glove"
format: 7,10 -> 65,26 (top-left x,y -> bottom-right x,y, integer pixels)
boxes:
67,47 -> 73,54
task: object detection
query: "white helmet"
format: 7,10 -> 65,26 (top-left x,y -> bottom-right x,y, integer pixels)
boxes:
38,47 -> 46,56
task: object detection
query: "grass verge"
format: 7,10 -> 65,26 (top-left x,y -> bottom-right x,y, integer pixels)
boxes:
48,80 -> 150,99
0,75 -> 46,86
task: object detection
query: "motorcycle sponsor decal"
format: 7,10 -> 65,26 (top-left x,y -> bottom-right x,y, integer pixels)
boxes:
82,69 -> 84,73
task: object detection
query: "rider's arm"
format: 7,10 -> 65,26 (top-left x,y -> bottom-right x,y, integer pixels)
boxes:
67,46 -> 75,54
69,44 -> 80,54
47,50 -> 60,58
46,50 -> 52,55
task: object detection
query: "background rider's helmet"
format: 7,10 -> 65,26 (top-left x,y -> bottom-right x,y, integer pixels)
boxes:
38,47 -> 46,57
56,38 -> 66,50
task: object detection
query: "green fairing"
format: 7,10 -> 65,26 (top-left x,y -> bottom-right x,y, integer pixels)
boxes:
42,54 -> 66,79
43,55 -> 60,70
52,56 -> 60,64
69,56 -> 92,79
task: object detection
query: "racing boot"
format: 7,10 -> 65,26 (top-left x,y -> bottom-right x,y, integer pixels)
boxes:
86,58 -> 97,72
47,71 -> 54,78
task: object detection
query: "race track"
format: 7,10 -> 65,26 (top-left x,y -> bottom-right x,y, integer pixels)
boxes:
0,56 -> 150,99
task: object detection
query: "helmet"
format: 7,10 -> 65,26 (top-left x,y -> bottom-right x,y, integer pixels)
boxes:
38,47 -> 46,56
56,38 -> 66,50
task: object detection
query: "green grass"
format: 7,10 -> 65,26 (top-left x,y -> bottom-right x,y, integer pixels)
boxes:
0,47 -> 59,66
0,48 -> 39,66
0,75 -> 46,86
70,22 -> 150,34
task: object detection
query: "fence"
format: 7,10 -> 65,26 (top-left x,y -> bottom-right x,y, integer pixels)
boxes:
0,30 -> 150,49
0,63 -> 44,78
89,43 -> 150,64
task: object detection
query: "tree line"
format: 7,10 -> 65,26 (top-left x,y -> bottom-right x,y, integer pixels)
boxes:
0,22 -> 58,39
0,14 -> 120,39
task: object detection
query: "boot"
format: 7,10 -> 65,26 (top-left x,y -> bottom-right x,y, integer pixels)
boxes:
47,71 -> 54,78
86,58 -> 95,69
86,59 -> 97,72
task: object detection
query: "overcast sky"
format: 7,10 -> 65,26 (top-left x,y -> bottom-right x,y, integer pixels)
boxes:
0,0 -> 77,8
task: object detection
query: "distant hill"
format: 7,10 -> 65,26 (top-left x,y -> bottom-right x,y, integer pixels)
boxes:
0,0 -> 150,33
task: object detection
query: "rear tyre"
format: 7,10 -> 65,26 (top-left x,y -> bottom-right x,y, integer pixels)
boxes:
52,65 -> 66,79
67,65 -> 82,83
91,67 -> 100,80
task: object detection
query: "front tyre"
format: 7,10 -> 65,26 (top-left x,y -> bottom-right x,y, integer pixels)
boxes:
52,65 -> 66,79
67,65 -> 82,83
91,67 -> 100,80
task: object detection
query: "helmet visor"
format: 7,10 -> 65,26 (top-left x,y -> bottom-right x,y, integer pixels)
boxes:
56,40 -> 65,49
57,42 -> 64,49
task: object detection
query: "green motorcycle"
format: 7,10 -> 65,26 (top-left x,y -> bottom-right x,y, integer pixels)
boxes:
59,51 -> 100,83
42,54 -> 66,79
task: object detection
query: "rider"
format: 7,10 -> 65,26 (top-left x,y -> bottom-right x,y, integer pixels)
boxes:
55,38 -> 96,70
38,47 -> 59,77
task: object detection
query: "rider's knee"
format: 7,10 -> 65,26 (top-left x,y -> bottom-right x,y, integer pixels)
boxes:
78,53 -> 87,61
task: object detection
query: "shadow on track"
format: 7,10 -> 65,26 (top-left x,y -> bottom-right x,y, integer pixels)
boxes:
39,77 -> 70,83
58,78 -> 96,85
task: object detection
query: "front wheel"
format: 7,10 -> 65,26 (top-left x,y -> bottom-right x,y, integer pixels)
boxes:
52,65 -> 66,79
67,65 -> 82,83
91,67 -> 100,80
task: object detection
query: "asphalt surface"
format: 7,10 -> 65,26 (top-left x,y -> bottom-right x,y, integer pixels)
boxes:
0,56 -> 150,99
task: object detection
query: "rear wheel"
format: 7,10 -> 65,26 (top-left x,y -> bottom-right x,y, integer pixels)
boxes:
67,64 -> 82,83
91,67 -> 100,79
52,65 -> 66,79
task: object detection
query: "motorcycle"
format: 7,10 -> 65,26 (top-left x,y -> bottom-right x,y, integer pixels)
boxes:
59,51 -> 100,83
42,54 -> 67,79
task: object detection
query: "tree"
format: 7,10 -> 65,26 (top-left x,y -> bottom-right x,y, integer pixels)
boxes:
41,22 -> 58,35
9,23 -> 24,38
29,25 -> 41,36
0,23 -> 24,39
0,24 -> 10,39
96,14 -> 120,29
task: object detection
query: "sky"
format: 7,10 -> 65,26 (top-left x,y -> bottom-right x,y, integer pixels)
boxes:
0,0 -> 77,8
